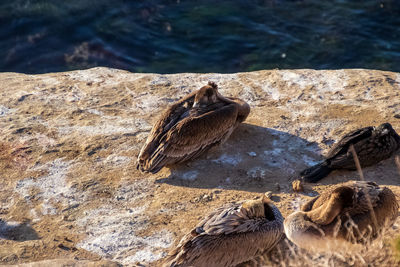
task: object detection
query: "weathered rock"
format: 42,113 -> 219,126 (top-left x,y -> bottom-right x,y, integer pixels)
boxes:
0,67 -> 399,265
2,259 -> 120,267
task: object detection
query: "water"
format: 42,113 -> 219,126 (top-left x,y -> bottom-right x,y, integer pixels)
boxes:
1,0 -> 399,74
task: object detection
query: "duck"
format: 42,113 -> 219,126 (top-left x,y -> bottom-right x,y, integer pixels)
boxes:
300,123 -> 400,182
284,181 -> 398,252
136,81 -> 250,174
164,193 -> 284,267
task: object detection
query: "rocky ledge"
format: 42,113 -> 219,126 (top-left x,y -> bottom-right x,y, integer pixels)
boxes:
0,68 -> 399,266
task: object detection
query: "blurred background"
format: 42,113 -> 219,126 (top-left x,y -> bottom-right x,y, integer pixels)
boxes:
1,0 -> 399,74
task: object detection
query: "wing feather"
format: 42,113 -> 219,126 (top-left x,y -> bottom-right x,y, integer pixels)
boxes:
192,202 -> 266,236
327,126 -> 374,158
141,103 -> 239,172
138,91 -> 196,156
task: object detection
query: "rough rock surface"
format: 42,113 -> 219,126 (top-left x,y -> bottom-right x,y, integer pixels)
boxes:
0,67 -> 399,266
2,259 -> 120,267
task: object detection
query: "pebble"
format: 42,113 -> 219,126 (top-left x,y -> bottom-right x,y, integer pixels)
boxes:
202,194 -> 212,202
292,179 -> 304,192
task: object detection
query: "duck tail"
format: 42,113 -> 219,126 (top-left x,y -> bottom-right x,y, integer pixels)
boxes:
300,161 -> 332,183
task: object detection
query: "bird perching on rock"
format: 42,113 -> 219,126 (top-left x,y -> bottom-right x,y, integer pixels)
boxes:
284,181 -> 398,252
300,123 -> 400,183
164,193 -> 284,267
137,81 -> 250,174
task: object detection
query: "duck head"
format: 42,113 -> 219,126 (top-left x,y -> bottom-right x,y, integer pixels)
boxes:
376,123 -> 394,135
377,122 -> 400,144
192,82 -> 220,108
192,81 -> 251,122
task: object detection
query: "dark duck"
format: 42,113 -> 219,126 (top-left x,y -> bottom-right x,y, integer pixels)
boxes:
300,123 -> 400,183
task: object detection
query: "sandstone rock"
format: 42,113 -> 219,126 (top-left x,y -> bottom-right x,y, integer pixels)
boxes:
2,259 -> 120,267
0,67 -> 400,265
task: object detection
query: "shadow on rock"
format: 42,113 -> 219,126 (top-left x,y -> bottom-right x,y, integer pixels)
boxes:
156,123 -> 322,192
0,219 -> 39,241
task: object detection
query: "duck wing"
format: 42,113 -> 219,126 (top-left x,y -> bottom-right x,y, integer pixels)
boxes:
344,181 -> 381,216
140,103 -> 239,173
138,91 -> 196,159
194,203 -> 261,236
341,181 -> 398,240
327,126 -> 374,159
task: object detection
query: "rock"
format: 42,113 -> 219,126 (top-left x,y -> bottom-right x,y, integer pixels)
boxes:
0,67 -> 400,266
3,259 -> 121,267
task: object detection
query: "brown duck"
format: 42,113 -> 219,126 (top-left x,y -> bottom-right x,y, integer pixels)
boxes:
284,181 -> 398,252
137,81 -> 250,173
164,194 -> 284,267
300,123 -> 400,182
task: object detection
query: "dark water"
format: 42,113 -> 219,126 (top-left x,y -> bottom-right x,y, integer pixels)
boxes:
1,0 -> 400,74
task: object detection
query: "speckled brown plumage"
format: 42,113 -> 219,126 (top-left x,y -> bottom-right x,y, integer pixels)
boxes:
300,123 -> 400,182
164,195 -> 284,267
284,181 -> 398,251
136,81 -> 250,173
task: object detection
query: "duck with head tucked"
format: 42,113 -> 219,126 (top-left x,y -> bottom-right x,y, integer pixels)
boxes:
300,123 -> 400,183
137,81 -> 250,173
284,181 -> 398,252
164,193 -> 284,267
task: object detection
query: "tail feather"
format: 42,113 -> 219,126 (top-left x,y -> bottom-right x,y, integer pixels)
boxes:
300,162 -> 332,183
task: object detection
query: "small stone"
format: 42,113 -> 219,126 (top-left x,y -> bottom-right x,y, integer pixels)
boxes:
292,179 -> 304,192
202,194 -> 212,202
394,114 -> 400,119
